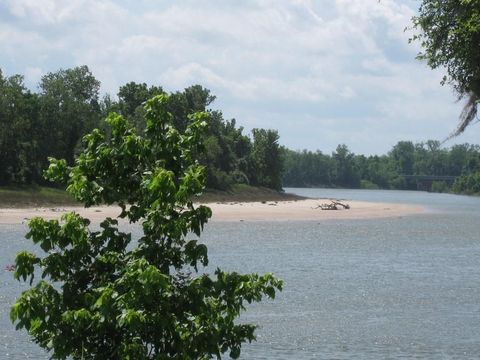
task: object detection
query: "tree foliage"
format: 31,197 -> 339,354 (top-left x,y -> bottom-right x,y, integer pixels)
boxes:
0,70 -> 40,184
39,65 -> 101,165
332,144 -> 360,189
282,149 -> 334,188
0,67 -> 284,192
11,95 -> 282,359
283,141 -> 480,192
452,170 -> 480,193
0,66 -> 102,185
411,0 -> 480,137
249,129 -> 283,191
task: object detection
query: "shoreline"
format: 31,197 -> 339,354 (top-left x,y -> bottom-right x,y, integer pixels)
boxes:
0,185 -> 305,208
0,199 -> 424,225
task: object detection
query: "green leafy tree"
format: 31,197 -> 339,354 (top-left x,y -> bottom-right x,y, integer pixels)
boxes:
366,155 -> 393,189
39,65 -> 101,165
390,141 -> 415,175
282,149 -> 334,187
117,83 -> 248,190
411,0 -> 480,137
117,82 -> 165,132
166,85 -> 215,133
448,144 -> 473,175
250,129 -> 283,191
389,141 -> 415,189
11,95 -> 282,359
452,171 -> 480,194
0,70 -> 41,184
332,144 -> 360,188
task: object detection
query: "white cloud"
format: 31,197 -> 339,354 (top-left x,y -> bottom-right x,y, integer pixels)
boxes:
1,0 -> 476,154
24,66 -> 43,88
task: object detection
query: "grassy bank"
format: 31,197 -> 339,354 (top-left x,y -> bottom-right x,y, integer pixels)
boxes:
0,186 -> 78,207
197,184 -> 305,203
0,184 -> 304,208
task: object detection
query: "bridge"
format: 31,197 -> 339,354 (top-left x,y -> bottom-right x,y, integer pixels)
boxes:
401,175 -> 458,191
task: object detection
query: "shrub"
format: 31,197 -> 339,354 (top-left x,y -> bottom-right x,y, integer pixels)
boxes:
360,179 -> 380,190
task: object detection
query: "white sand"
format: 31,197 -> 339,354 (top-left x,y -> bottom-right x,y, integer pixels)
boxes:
207,199 -> 424,221
0,199 -> 424,225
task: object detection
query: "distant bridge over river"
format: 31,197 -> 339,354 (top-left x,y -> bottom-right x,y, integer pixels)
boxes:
401,175 -> 459,191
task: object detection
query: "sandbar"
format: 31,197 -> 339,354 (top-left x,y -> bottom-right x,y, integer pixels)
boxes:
0,199 -> 424,225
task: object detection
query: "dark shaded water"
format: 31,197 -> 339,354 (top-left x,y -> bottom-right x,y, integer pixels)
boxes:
1,189 -> 480,359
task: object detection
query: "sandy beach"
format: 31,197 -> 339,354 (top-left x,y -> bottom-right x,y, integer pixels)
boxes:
0,199 -> 424,225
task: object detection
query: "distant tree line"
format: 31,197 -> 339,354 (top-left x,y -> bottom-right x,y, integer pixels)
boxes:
0,66 -> 283,191
283,141 -> 480,194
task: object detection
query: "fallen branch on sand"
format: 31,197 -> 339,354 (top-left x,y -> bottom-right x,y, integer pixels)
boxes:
312,200 -> 350,210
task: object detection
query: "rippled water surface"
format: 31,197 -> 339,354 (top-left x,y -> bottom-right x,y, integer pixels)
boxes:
1,189 -> 480,359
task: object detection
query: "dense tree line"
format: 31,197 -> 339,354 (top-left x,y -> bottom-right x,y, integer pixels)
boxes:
0,66 -> 283,191
4,65 -> 480,195
283,141 -> 480,194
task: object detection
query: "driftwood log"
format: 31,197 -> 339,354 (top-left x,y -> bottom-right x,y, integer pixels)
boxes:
313,200 -> 350,210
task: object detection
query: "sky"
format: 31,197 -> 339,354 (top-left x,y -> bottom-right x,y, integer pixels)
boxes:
2,0 -> 480,155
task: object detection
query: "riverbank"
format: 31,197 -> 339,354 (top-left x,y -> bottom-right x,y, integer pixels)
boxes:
0,186 -> 77,207
0,184 -> 304,208
0,199 -> 424,225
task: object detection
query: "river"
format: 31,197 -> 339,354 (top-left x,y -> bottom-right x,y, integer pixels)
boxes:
1,189 -> 480,359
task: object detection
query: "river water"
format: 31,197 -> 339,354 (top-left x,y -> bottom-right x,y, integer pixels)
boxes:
1,189 -> 480,359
